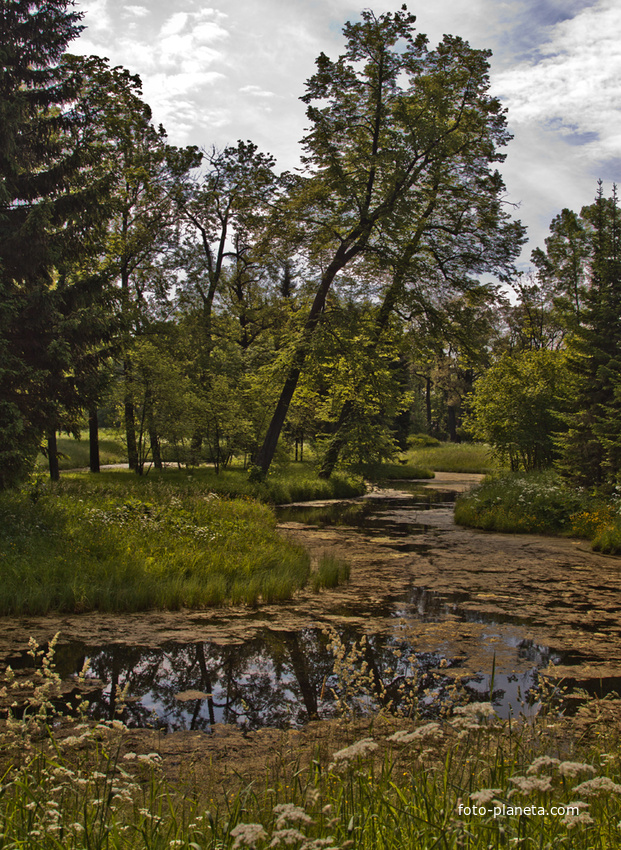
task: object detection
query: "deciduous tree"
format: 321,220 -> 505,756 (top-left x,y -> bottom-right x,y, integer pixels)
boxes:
254,6 -> 523,475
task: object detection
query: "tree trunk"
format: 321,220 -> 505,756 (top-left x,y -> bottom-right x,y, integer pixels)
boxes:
426,377 -> 432,430
254,243 -> 359,474
89,406 -> 100,473
448,404 -> 458,442
317,195 -> 439,479
150,429 -> 162,470
47,429 -> 60,482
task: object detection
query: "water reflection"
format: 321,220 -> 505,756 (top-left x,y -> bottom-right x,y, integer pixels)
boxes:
6,623 -> 563,732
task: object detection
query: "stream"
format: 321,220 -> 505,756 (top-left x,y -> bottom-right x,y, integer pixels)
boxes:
2,473 -> 621,732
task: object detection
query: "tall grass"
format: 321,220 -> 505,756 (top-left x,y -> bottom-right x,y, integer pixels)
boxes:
0,483 -> 312,613
1,641 -> 620,849
39,463 -> 366,504
406,442 -> 499,474
455,471 -> 584,534
35,429 -> 127,470
455,470 -> 621,554
350,461 -> 433,481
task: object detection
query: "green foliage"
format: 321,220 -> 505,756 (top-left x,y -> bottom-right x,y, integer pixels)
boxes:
455,471 -> 585,533
465,349 -> 569,471
557,185 -> 621,490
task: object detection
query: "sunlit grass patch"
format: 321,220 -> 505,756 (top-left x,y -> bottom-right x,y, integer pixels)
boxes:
351,461 -> 434,480
407,441 -> 499,474
49,462 -> 367,504
35,429 -> 127,470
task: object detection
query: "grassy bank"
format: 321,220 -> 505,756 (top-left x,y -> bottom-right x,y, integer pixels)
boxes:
35,429 -> 127,470
0,482 -> 317,613
455,470 -> 621,554
0,463 -> 367,615
2,645 -> 620,849
351,461 -> 433,481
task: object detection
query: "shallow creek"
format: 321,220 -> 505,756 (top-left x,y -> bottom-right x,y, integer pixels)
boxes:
2,472 -> 621,732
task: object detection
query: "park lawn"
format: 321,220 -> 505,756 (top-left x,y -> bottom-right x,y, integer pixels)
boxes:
406,441 -> 499,474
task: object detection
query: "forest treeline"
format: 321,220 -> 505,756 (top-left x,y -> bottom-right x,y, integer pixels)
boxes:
2,0 -> 619,492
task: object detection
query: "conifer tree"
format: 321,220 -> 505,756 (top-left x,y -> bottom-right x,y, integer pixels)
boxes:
558,183 -> 621,489
0,1 -> 117,486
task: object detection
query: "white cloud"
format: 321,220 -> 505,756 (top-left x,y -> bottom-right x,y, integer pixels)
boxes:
240,85 -> 275,98
492,0 -> 621,161
123,5 -> 149,17
159,12 -> 189,38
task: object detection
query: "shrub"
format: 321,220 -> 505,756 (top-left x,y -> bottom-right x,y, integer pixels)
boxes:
455,471 -> 584,534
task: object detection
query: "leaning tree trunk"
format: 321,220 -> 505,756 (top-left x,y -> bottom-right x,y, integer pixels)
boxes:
318,194 -> 439,479
254,243 -> 362,474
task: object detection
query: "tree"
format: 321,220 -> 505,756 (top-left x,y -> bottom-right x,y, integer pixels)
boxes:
531,208 -> 591,331
93,90 -> 200,473
466,349 -> 569,471
0,1 -> 118,487
254,6 -> 523,475
557,184 -> 621,488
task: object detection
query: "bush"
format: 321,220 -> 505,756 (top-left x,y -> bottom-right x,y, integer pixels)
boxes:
455,471 -> 585,534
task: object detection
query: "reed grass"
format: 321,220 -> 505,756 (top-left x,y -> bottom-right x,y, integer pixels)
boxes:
0,483 -> 311,614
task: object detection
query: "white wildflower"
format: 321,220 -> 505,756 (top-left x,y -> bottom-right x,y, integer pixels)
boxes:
470,788 -> 502,805
230,822 -> 268,849
574,777 -> 621,796
270,828 -> 307,846
558,762 -> 596,778
387,722 -> 440,744
509,775 -> 552,794
330,738 -> 378,769
273,804 -> 313,829
563,810 -> 594,828
527,756 -> 560,775
454,702 -> 497,719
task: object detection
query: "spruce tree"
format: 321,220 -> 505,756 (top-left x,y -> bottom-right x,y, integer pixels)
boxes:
558,183 -> 621,489
0,1 -> 114,486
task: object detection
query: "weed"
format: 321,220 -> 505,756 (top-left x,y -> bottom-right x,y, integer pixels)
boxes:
311,555 -> 350,591
455,470 -> 585,534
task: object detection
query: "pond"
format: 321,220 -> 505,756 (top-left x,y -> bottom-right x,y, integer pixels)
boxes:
6,479 -> 604,733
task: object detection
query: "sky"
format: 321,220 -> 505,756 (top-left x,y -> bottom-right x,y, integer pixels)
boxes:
71,0 -> 621,270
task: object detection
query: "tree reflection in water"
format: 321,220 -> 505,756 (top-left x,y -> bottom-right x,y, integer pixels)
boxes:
32,623 -> 557,731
